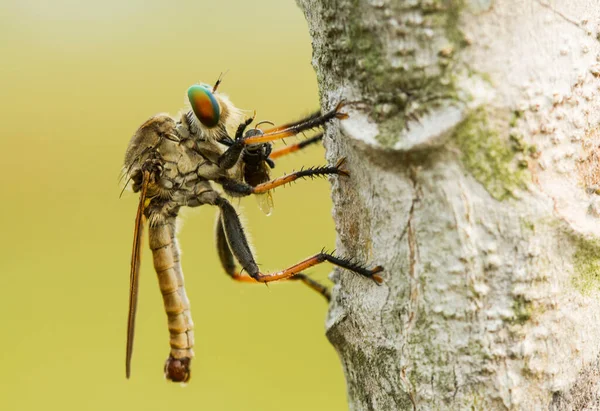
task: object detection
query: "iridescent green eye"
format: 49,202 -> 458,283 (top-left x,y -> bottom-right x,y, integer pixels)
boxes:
187,84 -> 220,128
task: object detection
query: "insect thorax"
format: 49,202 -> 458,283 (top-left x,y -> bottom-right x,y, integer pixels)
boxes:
124,110 -> 245,223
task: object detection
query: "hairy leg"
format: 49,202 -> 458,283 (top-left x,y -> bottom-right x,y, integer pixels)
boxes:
215,197 -> 383,285
214,213 -> 332,300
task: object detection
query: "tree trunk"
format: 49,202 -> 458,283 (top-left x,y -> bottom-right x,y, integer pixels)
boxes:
295,1 -> 600,409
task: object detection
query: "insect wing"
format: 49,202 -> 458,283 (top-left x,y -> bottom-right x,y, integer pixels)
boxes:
126,170 -> 150,379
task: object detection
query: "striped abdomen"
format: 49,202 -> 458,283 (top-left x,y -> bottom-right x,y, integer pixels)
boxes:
149,218 -> 194,382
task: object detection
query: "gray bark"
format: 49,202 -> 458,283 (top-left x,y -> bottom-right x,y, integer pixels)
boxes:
295,1 -> 600,410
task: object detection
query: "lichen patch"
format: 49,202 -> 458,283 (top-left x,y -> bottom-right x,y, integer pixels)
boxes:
572,237 -> 600,295
451,107 -> 531,201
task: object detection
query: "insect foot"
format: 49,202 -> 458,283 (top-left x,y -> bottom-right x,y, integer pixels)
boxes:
333,101 -> 349,120
334,157 -> 350,177
320,252 -> 384,284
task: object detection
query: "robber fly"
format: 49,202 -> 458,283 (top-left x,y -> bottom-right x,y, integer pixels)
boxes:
122,77 -> 384,383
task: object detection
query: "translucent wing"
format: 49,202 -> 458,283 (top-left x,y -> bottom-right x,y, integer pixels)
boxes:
126,170 -> 150,379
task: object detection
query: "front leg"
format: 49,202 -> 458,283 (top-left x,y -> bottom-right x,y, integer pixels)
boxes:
242,102 -> 347,145
217,158 -> 349,196
217,117 -> 254,169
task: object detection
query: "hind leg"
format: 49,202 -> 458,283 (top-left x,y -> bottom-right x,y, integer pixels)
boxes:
214,211 -> 332,301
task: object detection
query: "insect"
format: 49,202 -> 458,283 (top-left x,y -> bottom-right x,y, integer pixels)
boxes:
122,78 -> 384,383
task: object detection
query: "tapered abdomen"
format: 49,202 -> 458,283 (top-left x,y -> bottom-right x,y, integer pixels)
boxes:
149,219 -> 194,382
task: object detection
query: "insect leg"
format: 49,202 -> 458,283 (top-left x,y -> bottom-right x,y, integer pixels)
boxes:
258,110 -> 321,135
214,212 -> 331,300
216,197 -> 260,274
215,197 -> 383,285
217,158 -> 349,196
247,252 -> 383,284
269,133 -> 324,160
217,116 -> 255,169
214,211 -> 241,278
243,102 -> 347,145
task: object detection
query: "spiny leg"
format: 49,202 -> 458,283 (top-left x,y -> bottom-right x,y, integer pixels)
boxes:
242,102 -> 347,145
248,252 -> 383,284
215,213 -> 331,300
219,107 -> 334,167
261,102 -> 347,136
218,158 -> 349,196
261,110 -> 321,134
269,133 -> 324,160
217,110 -> 319,151
215,197 -> 383,286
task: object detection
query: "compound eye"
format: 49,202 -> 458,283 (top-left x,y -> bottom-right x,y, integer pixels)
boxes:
187,84 -> 220,128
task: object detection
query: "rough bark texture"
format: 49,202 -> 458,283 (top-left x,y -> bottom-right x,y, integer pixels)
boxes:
295,1 -> 600,410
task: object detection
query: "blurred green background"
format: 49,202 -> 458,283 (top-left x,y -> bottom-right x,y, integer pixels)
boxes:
0,0 -> 347,410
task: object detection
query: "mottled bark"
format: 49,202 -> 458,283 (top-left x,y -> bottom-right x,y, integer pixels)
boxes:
295,1 -> 600,409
